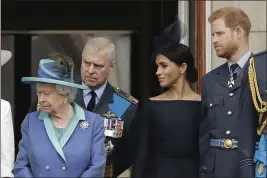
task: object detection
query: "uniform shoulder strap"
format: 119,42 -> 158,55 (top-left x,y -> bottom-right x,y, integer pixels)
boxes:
113,87 -> 138,105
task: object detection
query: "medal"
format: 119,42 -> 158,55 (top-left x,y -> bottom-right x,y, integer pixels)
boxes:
257,162 -> 264,175
105,140 -> 114,154
228,77 -> 235,88
104,118 -> 124,138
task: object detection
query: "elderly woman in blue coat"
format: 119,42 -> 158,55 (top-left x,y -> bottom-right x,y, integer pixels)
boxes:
13,54 -> 106,177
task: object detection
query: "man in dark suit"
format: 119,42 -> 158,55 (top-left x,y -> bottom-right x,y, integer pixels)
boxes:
247,50 -> 266,177
30,38 -> 139,178
199,7 -> 259,177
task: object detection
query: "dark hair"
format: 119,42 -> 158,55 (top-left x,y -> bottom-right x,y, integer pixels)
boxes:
151,15 -> 198,83
159,43 -> 198,83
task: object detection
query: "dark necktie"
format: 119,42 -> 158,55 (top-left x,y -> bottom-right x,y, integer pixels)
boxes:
87,91 -> 96,112
230,63 -> 241,80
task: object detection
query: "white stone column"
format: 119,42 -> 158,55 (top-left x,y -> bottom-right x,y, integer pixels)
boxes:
178,1 -> 189,46
112,35 -> 131,93
205,0 -> 212,73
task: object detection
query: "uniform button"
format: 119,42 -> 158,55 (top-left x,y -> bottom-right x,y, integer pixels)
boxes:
226,131 -> 231,135
62,166 -> 66,171
227,111 -> 232,116
209,103 -> 213,107
229,93 -> 234,97
203,166 -> 207,171
45,166 -> 50,170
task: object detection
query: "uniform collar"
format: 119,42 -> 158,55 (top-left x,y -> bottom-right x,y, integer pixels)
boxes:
228,50 -> 251,71
82,81 -> 107,100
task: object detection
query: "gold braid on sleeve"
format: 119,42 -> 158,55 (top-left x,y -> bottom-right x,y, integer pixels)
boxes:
248,57 -> 267,135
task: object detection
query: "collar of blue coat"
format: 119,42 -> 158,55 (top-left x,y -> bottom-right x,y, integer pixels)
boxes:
37,102 -> 85,163
227,50 -> 251,71
38,102 -> 85,121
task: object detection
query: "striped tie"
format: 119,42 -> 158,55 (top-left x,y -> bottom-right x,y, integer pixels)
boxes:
230,63 -> 241,80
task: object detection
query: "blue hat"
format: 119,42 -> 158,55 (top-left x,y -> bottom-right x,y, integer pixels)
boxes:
21,54 -> 87,89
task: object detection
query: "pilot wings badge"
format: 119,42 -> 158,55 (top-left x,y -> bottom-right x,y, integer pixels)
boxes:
101,110 -> 118,119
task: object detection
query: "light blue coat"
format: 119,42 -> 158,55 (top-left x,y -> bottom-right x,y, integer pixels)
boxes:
13,103 -> 106,177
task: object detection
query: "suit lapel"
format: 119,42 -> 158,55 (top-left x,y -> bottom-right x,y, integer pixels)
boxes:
60,103 -> 85,148
94,83 -> 114,114
43,114 -> 67,163
216,63 -> 230,89
60,117 -> 80,148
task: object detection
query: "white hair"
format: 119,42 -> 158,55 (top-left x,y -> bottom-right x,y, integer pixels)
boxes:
56,85 -> 78,103
36,83 -> 78,103
82,37 -> 116,61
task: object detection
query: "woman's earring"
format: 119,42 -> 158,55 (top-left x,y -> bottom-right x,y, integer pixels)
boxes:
64,100 -> 67,104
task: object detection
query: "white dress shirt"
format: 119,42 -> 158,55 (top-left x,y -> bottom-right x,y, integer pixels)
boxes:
1,99 -> 15,177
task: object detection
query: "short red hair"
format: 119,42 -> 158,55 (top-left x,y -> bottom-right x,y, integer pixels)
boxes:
208,7 -> 251,36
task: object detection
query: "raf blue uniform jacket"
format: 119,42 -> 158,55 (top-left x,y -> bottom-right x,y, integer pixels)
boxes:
237,50 -> 267,177
248,50 -> 266,178
199,53 -> 258,178
13,103 -> 106,177
75,82 -> 138,178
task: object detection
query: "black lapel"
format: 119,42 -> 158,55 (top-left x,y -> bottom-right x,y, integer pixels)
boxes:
93,82 -> 114,114
216,63 -> 230,89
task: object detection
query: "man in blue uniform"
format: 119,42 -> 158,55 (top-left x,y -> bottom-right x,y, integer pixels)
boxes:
199,7 -> 259,177
247,50 -> 266,178
76,37 -> 138,178
31,38 -> 139,178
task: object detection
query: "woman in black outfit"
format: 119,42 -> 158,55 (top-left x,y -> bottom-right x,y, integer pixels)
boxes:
131,16 -> 201,178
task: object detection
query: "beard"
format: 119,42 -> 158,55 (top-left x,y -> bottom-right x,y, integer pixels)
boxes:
215,41 -> 238,59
